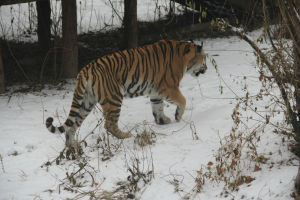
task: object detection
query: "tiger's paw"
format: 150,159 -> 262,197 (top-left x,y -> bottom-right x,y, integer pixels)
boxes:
175,109 -> 182,122
111,131 -> 132,139
121,132 -> 132,139
155,115 -> 171,125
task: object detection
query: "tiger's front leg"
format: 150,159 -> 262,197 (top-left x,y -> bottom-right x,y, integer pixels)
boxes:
102,102 -> 132,139
65,127 -> 76,147
163,88 -> 186,122
150,97 -> 171,125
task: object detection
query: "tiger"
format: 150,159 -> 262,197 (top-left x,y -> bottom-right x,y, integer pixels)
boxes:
46,40 -> 207,147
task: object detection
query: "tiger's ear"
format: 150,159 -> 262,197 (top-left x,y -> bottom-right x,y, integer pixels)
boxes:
196,41 -> 203,52
197,45 -> 202,53
189,39 -> 194,43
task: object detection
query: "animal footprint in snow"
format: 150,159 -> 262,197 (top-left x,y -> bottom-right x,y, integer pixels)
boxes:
25,144 -> 35,152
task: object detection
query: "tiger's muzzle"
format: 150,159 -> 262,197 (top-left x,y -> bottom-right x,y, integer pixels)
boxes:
194,63 -> 207,77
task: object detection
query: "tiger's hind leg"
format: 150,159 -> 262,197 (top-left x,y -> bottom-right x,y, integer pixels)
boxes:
66,95 -> 95,147
102,102 -> 132,139
150,97 -> 171,125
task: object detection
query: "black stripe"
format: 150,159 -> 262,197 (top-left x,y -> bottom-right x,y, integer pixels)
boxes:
106,56 -> 113,70
71,103 -> 80,109
69,110 -> 78,117
66,119 -> 74,127
119,50 -> 128,70
107,99 -> 121,107
158,41 -> 167,61
111,94 -> 123,103
136,48 -> 145,73
77,114 -> 83,119
113,53 -> 121,73
122,68 -> 129,85
50,126 -> 55,133
126,50 -> 133,66
99,57 -> 109,69
166,40 -> 174,62
100,99 -> 107,106
83,106 -> 91,112
143,47 -> 153,80
152,44 -> 161,68
46,117 -> 53,128
150,98 -> 162,104
74,93 -> 83,100
132,85 -> 141,95
109,109 -> 121,114
129,50 -> 136,66
168,55 -> 177,84
176,43 -> 181,55
58,126 -> 65,133
91,63 -> 98,89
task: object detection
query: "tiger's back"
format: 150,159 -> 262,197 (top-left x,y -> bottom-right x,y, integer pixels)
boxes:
46,40 -> 207,147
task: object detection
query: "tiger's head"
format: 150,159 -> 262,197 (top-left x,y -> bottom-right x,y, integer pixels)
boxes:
184,41 -> 207,77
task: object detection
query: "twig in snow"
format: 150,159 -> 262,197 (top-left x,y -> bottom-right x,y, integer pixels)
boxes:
0,154 -> 5,173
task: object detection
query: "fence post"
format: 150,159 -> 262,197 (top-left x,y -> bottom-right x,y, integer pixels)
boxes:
61,0 -> 78,78
0,43 -> 5,93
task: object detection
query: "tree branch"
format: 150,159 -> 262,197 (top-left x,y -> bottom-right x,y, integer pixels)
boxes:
217,18 -> 297,135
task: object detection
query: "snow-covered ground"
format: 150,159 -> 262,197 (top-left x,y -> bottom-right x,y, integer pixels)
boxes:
0,0 -> 298,199
0,34 -> 298,199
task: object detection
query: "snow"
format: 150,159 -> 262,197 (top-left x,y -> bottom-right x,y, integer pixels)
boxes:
0,0 -> 298,199
0,34 -> 297,200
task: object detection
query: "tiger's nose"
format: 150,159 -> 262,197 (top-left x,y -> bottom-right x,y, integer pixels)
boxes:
200,64 -> 207,74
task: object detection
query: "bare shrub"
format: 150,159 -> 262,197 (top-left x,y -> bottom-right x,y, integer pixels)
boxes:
189,0 -> 300,195
216,0 -> 300,143
68,147 -> 154,200
133,122 -> 156,147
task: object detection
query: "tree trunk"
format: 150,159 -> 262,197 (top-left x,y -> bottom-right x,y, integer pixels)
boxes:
124,0 -> 137,49
36,0 -> 51,52
278,0 -> 300,139
0,43 -> 5,93
61,0 -> 78,78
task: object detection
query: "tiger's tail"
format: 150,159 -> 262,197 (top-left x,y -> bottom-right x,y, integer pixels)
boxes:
46,69 -> 88,134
